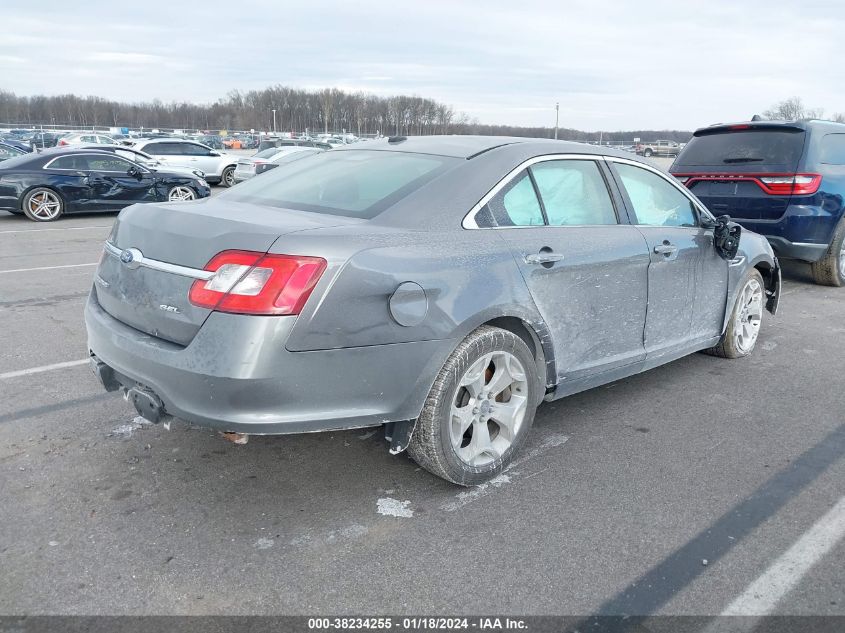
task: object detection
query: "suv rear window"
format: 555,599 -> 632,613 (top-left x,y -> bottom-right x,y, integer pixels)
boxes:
222,150 -> 457,219
675,128 -> 805,168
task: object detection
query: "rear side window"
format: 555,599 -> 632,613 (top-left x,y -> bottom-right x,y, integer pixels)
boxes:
615,163 -> 697,227
819,134 -> 845,165
675,129 -> 805,168
530,160 -> 617,225
222,150 -> 458,219
479,170 -> 545,227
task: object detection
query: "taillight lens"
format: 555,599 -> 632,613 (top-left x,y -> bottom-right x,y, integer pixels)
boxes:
58,139 -> 68,146
188,250 -> 326,315
759,174 -> 822,195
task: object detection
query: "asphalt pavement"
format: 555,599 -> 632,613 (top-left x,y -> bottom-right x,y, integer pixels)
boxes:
0,189 -> 843,617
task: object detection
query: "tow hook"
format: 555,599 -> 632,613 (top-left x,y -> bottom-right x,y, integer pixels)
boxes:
126,385 -> 167,424
220,432 -> 249,445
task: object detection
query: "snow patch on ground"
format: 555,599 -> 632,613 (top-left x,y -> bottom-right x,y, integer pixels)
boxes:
109,416 -> 152,438
376,497 -> 413,518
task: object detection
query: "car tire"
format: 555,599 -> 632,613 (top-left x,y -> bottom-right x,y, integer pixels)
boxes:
407,325 -> 540,486
220,166 -> 236,188
22,187 -> 64,222
167,185 -> 197,202
809,218 -> 845,287
644,148 -> 653,157
704,269 -> 766,359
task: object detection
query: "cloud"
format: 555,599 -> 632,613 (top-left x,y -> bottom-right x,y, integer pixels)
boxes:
1,0 -> 843,130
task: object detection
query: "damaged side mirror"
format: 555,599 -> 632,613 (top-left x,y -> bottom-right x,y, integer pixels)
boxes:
709,214 -> 741,260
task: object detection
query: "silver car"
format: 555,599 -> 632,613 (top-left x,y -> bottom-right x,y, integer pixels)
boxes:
57,132 -> 116,147
86,136 -> 780,485
131,139 -> 238,187
233,146 -> 324,183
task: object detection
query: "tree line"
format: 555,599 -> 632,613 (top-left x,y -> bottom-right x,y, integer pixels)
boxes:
0,86 -> 693,142
4,88 -> 837,141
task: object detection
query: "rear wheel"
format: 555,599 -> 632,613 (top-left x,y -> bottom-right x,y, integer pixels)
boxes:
810,218 -> 845,287
221,166 -> 236,188
407,326 -> 540,486
167,185 -> 196,202
22,187 -> 63,222
643,148 -> 653,157
705,269 -> 765,358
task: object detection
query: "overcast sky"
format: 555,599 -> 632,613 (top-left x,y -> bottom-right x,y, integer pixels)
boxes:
2,0 -> 843,131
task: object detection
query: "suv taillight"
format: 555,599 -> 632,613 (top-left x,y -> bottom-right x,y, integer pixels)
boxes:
188,250 -> 326,315
758,174 -> 822,195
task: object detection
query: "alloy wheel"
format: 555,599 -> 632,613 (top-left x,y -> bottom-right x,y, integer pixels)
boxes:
224,169 -> 235,186
839,239 -> 845,280
734,277 -> 764,353
450,351 -> 528,467
168,186 -> 196,202
27,190 -> 61,220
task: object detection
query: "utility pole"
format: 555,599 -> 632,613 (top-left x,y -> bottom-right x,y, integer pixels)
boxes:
554,102 -> 559,140
272,109 -> 277,134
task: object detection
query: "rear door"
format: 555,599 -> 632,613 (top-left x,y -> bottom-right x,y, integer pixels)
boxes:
671,126 -> 806,222
479,157 -> 650,382
609,159 -> 728,354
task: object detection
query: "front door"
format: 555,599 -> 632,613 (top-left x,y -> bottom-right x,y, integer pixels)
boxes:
80,154 -> 157,211
609,160 -> 728,355
478,158 -> 651,383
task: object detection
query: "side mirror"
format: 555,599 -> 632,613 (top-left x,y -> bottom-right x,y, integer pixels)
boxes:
208,151 -> 220,157
713,215 -> 741,260
126,166 -> 141,178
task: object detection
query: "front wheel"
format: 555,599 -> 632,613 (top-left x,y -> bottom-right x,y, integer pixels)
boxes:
643,148 -> 653,157
407,326 -> 540,486
220,166 -> 236,188
22,187 -> 64,222
167,185 -> 196,202
810,218 -> 845,287
705,269 -> 765,358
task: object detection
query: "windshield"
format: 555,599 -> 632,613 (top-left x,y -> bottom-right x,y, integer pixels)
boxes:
221,150 -> 457,218
676,128 -> 805,168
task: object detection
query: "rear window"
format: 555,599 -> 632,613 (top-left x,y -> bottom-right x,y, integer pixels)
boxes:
222,150 -> 458,219
253,148 -> 281,159
675,129 -> 805,167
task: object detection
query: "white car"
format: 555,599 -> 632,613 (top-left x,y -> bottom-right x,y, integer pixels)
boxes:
57,132 -> 117,147
233,146 -> 323,183
131,139 -> 238,187
70,144 -> 207,180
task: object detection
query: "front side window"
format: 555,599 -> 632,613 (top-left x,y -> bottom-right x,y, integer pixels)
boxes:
222,150 -> 457,219
0,145 -> 20,159
179,143 -> 212,156
143,143 -> 167,155
530,160 -> 617,226
615,163 -> 697,227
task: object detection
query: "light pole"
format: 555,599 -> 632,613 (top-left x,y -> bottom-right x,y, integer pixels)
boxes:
554,102 -> 559,140
272,109 -> 277,134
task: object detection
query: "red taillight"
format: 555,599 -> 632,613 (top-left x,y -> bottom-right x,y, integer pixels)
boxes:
672,172 -> 821,196
758,174 -> 822,195
730,124 -> 751,130
188,250 -> 327,315
58,139 -> 68,146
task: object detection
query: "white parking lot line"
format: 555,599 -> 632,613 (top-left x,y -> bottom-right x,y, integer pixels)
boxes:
0,226 -> 111,235
0,359 -> 89,380
721,495 -> 845,615
0,262 -> 97,274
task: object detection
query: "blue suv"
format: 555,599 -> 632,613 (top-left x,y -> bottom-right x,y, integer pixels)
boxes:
671,120 -> 845,286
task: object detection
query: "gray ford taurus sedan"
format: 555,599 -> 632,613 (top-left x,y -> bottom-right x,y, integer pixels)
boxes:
86,135 -> 780,485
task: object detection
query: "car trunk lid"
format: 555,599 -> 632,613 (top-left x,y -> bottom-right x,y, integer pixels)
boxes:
671,125 -> 808,221
94,198 -> 357,345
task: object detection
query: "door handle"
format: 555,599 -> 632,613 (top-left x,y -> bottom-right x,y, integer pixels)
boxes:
524,252 -> 564,265
653,244 -> 678,256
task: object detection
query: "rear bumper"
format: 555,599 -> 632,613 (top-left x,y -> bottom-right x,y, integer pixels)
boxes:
764,237 -> 828,262
738,204 -> 842,262
85,292 -> 452,434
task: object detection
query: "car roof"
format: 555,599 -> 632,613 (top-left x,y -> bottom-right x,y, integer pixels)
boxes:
331,135 -> 623,159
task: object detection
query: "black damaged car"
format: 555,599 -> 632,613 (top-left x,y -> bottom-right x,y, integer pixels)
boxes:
0,148 -> 211,221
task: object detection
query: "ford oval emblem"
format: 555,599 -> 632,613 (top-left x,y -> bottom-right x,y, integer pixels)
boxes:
119,248 -> 143,270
